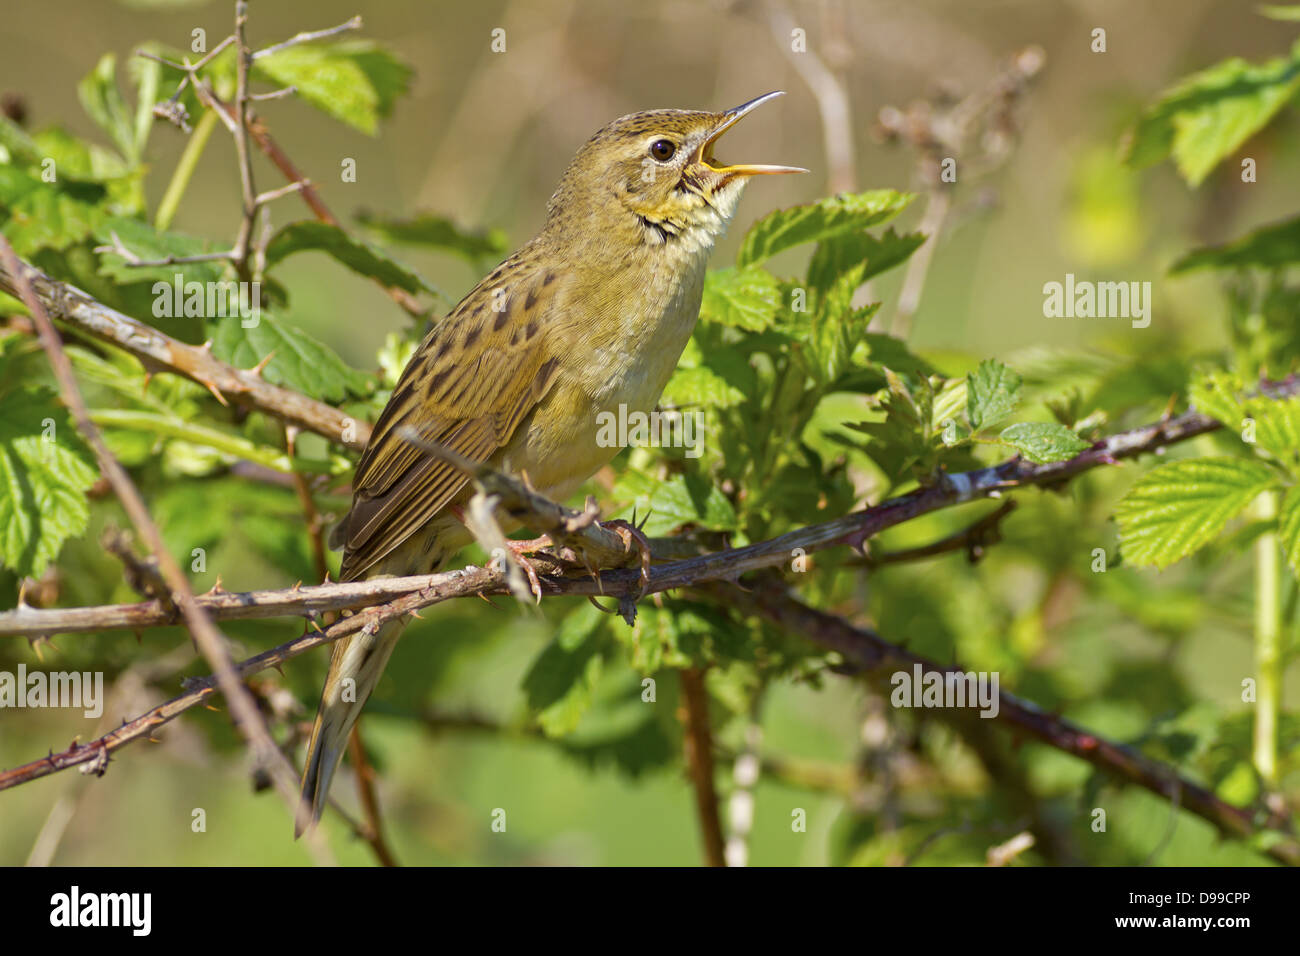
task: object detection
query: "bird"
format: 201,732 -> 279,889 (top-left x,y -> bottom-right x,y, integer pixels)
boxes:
297,91 -> 805,834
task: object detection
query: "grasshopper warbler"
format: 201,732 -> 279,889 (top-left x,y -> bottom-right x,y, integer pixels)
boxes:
298,91 -> 804,834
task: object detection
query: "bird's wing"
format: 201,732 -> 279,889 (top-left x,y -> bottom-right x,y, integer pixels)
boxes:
338,263 -> 565,581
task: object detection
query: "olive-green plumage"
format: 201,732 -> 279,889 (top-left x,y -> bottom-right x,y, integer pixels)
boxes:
297,92 -> 803,833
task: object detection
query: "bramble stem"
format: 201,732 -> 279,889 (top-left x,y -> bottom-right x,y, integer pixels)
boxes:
1253,489 -> 1281,787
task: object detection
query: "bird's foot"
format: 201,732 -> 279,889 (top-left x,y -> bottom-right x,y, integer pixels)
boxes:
499,535 -> 552,602
598,518 -> 653,596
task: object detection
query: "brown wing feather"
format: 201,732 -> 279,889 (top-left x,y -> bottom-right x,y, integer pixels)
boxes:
339,260 -> 564,581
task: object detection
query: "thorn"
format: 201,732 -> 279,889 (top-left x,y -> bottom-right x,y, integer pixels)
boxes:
202,379 -> 230,406
211,575 -> 224,594
587,595 -> 617,614
249,349 -> 277,377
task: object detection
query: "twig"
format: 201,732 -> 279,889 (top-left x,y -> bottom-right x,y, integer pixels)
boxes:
347,724 -> 399,867
853,500 -> 1017,568
0,564 -> 499,791
252,16 -> 363,59
723,713 -> 763,867
678,668 -> 725,867
136,7 -> 427,319
0,235 -> 312,835
764,0 -> 855,193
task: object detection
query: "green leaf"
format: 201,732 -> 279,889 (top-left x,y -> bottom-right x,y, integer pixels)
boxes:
253,41 -> 413,135
0,387 -> 99,578
356,211 -> 508,264
0,168 -> 106,257
966,359 -> 1022,431
1280,484 -> 1300,579
1189,370 -> 1300,467
806,228 -> 925,295
210,310 -> 372,403
0,114 -> 41,165
699,265 -> 780,331
998,422 -> 1091,463
612,470 -> 737,536
662,365 -> 746,410
1122,44 -> 1300,186
78,53 -> 137,161
1116,457 -> 1278,568
1171,215 -> 1300,273
264,221 -> 443,299
522,603 -> 610,737
737,189 -> 913,267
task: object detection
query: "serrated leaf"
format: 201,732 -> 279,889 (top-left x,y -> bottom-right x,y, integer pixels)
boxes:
1171,214 -> 1300,273
210,310 -> 371,402
1116,457 -> 1278,568
998,422 -> 1090,463
699,265 -> 780,331
806,228 -> 925,295
737,189 -> 913,267
0,388 -> 99,578
966,359 -> 1022,431
356,211 -> 507,264
1280,484 -> 1300,578
0,166 -> 106,257
612,470 -> 737,536
1122,44 -> 1300,186
662,365 -> 745,409
264,221 -> 442,299
253,41 -> 412,135
128,43 -> 162,159
1190,370 -> 1300,467
78,53 -> 136,160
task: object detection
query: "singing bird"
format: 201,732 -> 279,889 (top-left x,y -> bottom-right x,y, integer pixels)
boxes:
298,91 -> 804,833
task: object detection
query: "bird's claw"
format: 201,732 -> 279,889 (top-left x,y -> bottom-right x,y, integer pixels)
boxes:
599,518 -> 653,595
501,536 -> 549,603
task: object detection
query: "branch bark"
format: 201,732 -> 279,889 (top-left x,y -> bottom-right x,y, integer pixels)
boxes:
0,255 -> 368,450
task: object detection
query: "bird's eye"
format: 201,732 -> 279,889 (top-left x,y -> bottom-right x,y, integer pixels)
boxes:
649,139 -> 676,162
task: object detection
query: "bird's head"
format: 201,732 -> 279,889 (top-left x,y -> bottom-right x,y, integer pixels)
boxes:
547,91 -> 805,246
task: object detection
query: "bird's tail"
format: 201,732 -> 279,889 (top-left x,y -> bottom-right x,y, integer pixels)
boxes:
296,617 -> 404,837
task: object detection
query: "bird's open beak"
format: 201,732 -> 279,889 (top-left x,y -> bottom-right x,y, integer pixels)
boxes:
695,91 -> 808,178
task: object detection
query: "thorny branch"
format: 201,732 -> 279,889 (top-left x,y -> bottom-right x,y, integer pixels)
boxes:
136,8 -> 426,317
0,255 -> 368,450
0,235 -> 321,842
3,378 -> 1299,863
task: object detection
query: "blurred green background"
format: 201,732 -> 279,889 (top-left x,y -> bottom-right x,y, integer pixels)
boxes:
1,0 -> 1298,865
